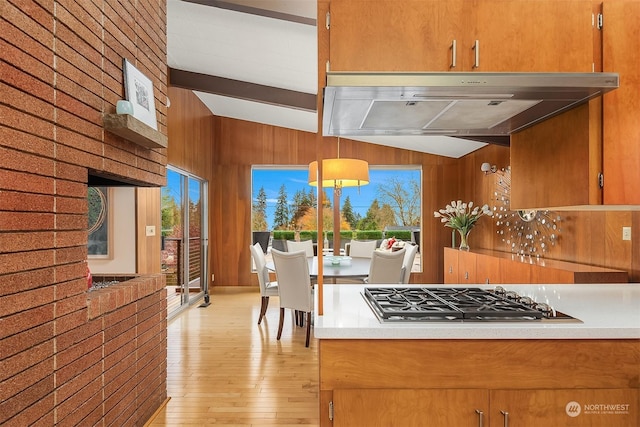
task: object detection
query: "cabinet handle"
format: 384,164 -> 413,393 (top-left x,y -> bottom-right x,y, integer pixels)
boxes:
450,39 -> 457,68
464,271 -> 469,280
449,266 -> 453,274
472,39 -> 480,68
475,409 -> 484,427
501,410 -> 509,427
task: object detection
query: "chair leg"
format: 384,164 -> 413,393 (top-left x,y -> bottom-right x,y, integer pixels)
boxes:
277,307 -> 285,340
305,312 -> 312,347
258,296 -> 269,324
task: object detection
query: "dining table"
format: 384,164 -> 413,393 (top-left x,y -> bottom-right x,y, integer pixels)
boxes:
267,255 -> 371,281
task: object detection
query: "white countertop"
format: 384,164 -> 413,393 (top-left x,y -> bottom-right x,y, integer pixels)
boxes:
313,283 -> 640,339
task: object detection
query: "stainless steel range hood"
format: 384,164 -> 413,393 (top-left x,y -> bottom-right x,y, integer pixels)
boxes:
322,72 -> 619,143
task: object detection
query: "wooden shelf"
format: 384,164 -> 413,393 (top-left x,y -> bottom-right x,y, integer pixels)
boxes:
103,113 -> 167,149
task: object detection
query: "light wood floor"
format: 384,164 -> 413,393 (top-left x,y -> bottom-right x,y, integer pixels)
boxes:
148,287 -> 320,426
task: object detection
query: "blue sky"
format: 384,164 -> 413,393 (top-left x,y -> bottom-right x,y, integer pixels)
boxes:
252,166 -> 420,228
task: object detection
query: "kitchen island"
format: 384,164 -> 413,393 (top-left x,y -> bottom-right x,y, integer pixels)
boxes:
314,284 -> 640,426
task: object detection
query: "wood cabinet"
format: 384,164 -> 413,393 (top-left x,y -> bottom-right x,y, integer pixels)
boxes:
332,389 -> 488,427
329,0 -> 593,72
443,247 -> 628,284
511,1 -> 640,208
330,387 -> 639,426
319,339 -> 640,427
490,389 -> 639,427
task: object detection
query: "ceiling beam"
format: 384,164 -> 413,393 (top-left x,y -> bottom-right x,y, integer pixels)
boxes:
181,0 -> 316,26
169,68 -> 317,112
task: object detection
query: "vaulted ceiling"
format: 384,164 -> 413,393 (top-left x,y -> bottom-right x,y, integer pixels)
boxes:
166,0 -> 487,158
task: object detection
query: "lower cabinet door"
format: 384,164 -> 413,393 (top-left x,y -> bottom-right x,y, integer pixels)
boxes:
332,389 -> 488,427
490,389 -> 639,427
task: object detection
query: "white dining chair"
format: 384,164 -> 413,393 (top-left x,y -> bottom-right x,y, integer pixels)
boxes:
400,244 -> 419,284
249,242 -> 279,325
286,239 -> 314,257
271,248 -> 314,347
346,240 -> 378,258
366,247 -> 406,284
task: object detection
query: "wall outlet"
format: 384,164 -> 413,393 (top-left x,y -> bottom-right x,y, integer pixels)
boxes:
145,225 -> 156,236
622,226 -> 631,241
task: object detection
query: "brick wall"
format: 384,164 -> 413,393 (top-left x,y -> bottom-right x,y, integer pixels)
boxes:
1,1 -> 168,425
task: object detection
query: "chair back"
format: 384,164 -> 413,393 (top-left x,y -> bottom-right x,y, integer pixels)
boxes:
271,249 -> 312,312
249,242 -> 271,294
348,240 -> 378,258
367,247 -> 406,284
286,239 -> 314,257
400,244 -> 419,284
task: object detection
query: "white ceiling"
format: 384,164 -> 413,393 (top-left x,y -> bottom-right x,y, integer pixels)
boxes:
166,0 -> 486,158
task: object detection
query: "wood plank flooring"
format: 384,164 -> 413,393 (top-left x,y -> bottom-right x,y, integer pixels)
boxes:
148,287 -> 319,426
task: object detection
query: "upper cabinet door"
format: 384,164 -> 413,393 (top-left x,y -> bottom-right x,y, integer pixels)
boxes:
471,0 -> 594,72
602,1 -> 640,205
329,0 -> 466,71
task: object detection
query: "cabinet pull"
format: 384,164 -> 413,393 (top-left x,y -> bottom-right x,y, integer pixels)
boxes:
472,39 -> 480,68
500,410 -> 509,427
450,39 -> 457,68
464,271 -> 469,280
475,409 -> 484,427
449,266 -> 453,274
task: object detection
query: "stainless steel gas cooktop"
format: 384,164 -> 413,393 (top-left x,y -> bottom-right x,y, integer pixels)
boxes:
362,286 -> 581,323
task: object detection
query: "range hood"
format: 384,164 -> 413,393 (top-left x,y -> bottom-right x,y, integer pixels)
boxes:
322,72 -> 619,143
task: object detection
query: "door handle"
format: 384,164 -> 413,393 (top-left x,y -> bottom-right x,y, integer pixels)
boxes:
450,39 -> 457,68
501,410 -> 509,427
472,39 -> 480,68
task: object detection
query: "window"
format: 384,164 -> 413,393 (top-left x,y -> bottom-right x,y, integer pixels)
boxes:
251,165 -> 422,271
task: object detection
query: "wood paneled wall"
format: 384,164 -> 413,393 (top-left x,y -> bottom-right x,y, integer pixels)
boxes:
168,87 -> 638,286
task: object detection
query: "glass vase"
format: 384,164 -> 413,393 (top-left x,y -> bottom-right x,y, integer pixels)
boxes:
458,229 -> 471,251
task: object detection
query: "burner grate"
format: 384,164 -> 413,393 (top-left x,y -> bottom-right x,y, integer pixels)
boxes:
363,287 -> 561,322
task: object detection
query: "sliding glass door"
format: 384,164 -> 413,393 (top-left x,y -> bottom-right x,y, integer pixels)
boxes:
162,166 -> 208,317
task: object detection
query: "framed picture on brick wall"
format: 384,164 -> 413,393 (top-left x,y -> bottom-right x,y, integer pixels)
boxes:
123,58 -> 158,130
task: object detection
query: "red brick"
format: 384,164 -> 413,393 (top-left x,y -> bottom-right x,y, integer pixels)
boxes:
3,0 -> 54,34
54,261 -> 85,283
55,91 -> 102,127
55,213 -> 87,231
1,38 -> 54,86
55,178 -> 86,198
56,375 -> 102,425
55,72 -> 103,110
104,324 -> 135,357
0,305 -> 54,340
0,321 -> 53,359
56,344 -> 102,384
2,392 -> 54,427
1,82 -> 55,122
54,230 -> 87,248
55,245 -> 85,265
56,310 -> 97,347
104,302 -> 136,330
54,148 -> 102,179
104,381 -> 137,427
0,127 -> 55,158
56,0 -> 102,45
0,169 -> 55,194
0,266 -> 55,297
104,351 -> 136,395
55,277 -> 87,300
55,308 -> 87,338
0,340 -> 54,382
0,191 -> 55,213
54,161 -> 87,183
1,105 -> 54,142
0,249 -> 55,275
0,212 -> 56,232
56,127 -> 104,156
55,293 -> 88,317
0,231 -> 55,253
0,284 -> 55,316
0,374 -> 54,424
0,146 -> 55,176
